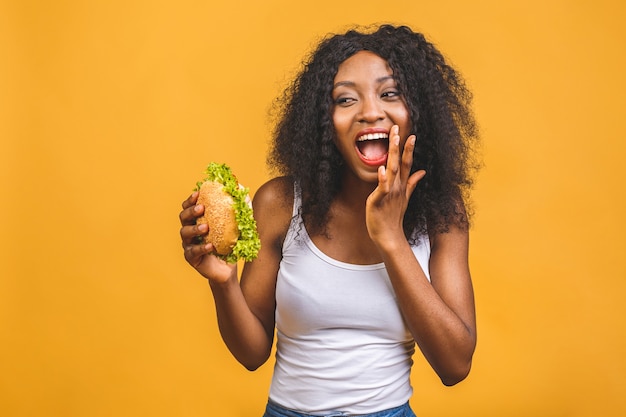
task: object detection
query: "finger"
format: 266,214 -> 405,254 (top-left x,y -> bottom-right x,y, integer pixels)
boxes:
180,223 -> 208,246
406,170 -> 426,199
400,135 -> 416,185
385,125 -> 401,184
377,165 -> 388,194
179,202 -> 204,226
183,241 -> 213,264
182,191 -> 199,210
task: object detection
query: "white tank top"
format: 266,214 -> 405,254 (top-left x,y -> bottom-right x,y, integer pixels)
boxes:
269,186 -> 431,414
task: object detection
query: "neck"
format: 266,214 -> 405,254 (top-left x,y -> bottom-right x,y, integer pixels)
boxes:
335,169 -> 377,209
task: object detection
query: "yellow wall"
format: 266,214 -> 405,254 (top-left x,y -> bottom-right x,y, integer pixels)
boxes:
1,0 -> 625,415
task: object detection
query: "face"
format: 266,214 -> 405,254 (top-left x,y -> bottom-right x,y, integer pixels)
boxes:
332,50 -> 411,183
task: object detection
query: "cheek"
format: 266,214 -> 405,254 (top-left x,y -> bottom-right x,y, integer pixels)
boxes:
396,108 -> 412,135
332,111 -> 352,136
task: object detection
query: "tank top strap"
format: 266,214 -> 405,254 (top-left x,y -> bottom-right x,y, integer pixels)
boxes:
282,182 -> 303,251
292,182 -> 302,217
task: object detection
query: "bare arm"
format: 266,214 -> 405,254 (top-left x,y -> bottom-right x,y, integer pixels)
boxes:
366,126 -> 476,385
378,226 -> 476,385
179,177 -> 292,370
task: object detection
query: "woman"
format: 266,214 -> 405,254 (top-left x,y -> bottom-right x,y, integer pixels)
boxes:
179,24 -> 480,417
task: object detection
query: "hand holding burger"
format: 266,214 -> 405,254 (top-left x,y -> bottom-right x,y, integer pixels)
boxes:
190,162 -> 261,264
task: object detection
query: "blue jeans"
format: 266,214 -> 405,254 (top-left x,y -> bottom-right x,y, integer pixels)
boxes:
263,400 -> 417,417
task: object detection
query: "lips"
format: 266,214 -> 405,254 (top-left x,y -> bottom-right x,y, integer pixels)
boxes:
355,130 -> 389,166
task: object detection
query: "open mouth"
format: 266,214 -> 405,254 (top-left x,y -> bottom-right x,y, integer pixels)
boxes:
356,132 -> 389,165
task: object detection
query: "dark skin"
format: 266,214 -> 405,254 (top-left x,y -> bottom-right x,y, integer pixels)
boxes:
179,51 -> 476,385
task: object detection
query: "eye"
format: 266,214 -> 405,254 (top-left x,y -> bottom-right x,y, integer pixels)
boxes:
334,96 -> 356,106
381,90 -> 401,100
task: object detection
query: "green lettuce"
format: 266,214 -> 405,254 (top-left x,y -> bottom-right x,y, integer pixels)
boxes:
195,162 -> 261,263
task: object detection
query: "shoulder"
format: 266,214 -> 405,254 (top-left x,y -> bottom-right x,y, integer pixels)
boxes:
428,224 -> 469,255
427,224 -> 470,292
253,176 -> 294,218
252,176 -> 294,249
254,176 -> 293,204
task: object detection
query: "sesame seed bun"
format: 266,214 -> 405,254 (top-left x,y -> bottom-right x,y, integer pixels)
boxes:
193,162 -> 261,263
196,181 -> 239,255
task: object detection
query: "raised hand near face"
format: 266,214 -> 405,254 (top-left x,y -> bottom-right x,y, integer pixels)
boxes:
365,125 -> 426,247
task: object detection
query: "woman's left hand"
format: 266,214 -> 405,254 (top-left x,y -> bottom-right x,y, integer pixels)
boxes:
365,125 -> 425,247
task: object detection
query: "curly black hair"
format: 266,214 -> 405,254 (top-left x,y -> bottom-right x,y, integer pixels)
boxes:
268,24 -> 480,239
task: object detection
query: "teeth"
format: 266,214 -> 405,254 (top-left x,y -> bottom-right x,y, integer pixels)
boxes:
357,133 -> 389,141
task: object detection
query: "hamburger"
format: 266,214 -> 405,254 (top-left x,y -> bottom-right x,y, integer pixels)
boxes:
194,162 -> 261,263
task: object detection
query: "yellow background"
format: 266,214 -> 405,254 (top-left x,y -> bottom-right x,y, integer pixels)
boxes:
1,0 -> 625,416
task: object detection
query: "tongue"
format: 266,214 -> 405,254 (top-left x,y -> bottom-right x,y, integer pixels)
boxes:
357,140 -> 388,160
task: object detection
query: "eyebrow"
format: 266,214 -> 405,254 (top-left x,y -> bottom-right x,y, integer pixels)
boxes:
333,75 -> 395,90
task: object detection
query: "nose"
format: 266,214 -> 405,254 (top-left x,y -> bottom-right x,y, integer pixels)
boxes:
358,95 -> 385,123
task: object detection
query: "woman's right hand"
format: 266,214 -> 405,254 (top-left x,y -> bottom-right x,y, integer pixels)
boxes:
179,191 -> 237,284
